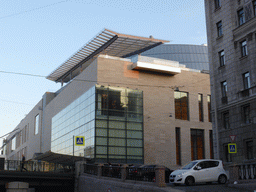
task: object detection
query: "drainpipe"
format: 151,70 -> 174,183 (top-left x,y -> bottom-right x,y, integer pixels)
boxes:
213,79 -> 220,159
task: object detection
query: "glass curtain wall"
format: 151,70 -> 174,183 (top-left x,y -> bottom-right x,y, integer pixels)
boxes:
95,85 -> 143,164
51,85 -> 143,164
51,86 -> 96,158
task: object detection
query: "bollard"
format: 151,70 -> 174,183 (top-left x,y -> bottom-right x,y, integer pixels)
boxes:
97,164 -> 104,179
121,164 -> 128,182
155,166 -> 166,187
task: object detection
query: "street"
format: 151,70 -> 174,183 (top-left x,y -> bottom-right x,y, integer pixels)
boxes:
167,183 -> 253,192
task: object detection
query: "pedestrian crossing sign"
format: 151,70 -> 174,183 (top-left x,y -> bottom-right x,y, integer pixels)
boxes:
75,136 -> 85,146
228,143 -> 237,153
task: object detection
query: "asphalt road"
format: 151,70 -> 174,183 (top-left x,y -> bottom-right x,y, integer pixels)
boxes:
167,183 -> 253,192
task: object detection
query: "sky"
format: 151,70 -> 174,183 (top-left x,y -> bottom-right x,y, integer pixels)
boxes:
0,0 -> 207,145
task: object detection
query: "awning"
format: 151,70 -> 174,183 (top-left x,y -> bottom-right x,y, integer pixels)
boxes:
33,151 -> 86,165
46,29 -> 169,83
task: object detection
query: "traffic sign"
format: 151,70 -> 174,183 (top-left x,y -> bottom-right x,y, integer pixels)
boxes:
229,135 -> 236,143
228,143 -> 237,153
75,136 -> 85,146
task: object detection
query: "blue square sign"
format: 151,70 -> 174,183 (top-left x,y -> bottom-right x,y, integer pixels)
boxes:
228,143 -> 237,153
75,136 -> 85,146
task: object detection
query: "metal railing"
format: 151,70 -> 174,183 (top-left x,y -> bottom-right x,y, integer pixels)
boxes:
83,164 -> 156,182
102,165 -> 121,178
126,166 -> 155,182
2,160 -> 73,173
84,164 -> 98,175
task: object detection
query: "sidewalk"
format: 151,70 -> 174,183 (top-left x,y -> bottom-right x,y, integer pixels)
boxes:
228,180 -> 256,192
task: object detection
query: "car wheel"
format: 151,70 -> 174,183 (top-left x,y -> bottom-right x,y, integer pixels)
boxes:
218,174 -> 227,184
185,176 -> 194,186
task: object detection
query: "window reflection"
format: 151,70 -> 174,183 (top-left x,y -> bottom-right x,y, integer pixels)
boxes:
175,91 -> 189,120
51,85 -> 143,163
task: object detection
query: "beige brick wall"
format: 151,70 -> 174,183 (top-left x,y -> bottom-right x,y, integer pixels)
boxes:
97,56 -> 211,169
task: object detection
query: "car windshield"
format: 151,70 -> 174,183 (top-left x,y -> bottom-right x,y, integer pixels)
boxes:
181,161 -> 198,169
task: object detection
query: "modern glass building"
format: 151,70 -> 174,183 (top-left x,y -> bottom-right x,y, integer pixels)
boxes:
51,85 -> 143,164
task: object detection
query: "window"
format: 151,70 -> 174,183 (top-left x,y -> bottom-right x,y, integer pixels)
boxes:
224,144 -> 232,162
209,130 -> 214,159
246,140 -> 253,160
174,91 -> 189,120
216,21 -> 223,37
191,129 -> 205,160
20,131 -> 23,145
221,81 -> 227,97
215,0 -> 221,9
11,137 -> 16,151
207,95 -> 212,122
242,105 -> 250,124
198,94 -> 203,122
35,114 -> 39,135
238,9 -> 245,25
222,112 -> 230,129
219,50 -> 225,67
241,40 -> 248,57
176,128 -> 181,165
243,72 -> 251,89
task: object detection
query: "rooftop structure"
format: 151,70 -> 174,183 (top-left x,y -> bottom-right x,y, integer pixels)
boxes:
47,29 -> 169,83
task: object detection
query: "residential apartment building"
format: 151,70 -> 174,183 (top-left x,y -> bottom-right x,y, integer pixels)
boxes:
3,29 -> 211,169
205,0 -> 256,164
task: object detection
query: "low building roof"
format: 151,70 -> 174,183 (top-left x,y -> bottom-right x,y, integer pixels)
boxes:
46,29 -> 169,83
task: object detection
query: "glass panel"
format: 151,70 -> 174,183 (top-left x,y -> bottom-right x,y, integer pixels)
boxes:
109,155 -> 126,159
96,120 -> 107,128
109,121 -> 125,129
108,147 -> 125,155
96,128 -> 107,136
127,122 -> 142,130
109,138 -> 125,146
96,137 -> 107,145
96,155 -> 107,158
127,139 -> 142,147
127,131 -> 142,139
109,130 -> 125,138
127,156 -> 143,159
127,148 -> 142,156
96,146 -> 107,154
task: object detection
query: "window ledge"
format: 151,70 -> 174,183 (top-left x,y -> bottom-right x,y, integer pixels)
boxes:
239,55 -> 248,60
242,158 -> 256,164
240,122 -> 252,127
219,128 -> 230,133
216,35 -> 224,40
218,65 -> 225,70
214,7 -> 221,12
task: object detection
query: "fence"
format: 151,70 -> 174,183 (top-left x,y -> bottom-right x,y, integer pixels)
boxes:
83,163 -> 167,186
238,163 -> 256,180
2,160 -> 73,173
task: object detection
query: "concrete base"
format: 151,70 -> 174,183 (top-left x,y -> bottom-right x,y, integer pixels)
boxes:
6,182 -> 29,192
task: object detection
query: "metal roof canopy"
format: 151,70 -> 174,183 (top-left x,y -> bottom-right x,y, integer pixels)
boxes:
34,151 -> 86,165
46,29 -> 169,82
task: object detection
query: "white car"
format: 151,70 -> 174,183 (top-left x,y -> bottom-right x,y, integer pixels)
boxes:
169,159 -> 228,186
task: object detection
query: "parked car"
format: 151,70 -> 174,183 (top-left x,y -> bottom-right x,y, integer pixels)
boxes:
169,159 -> 228,186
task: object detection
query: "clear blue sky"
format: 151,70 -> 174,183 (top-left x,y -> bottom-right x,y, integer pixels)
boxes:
0,0 -> 207,144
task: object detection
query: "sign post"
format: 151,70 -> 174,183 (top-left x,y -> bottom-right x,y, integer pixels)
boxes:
73,136 -> 85,166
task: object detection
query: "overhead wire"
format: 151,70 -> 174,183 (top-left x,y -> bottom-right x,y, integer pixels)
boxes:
0,0 -> 72,20
0,70 -> 185,89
